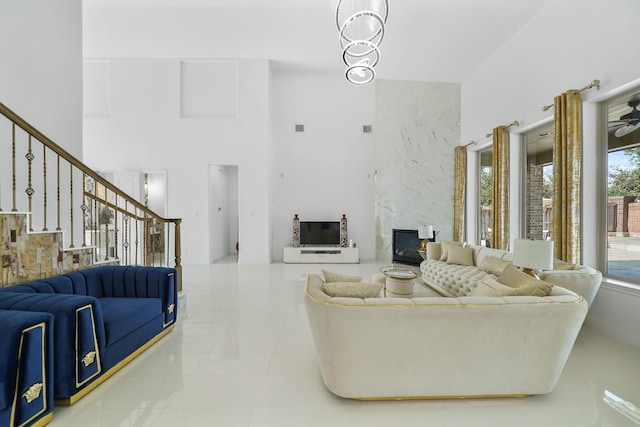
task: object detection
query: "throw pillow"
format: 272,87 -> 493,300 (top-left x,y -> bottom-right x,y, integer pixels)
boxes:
478,256 -> 512,276
471,278 -> 519,297
497,264 -> 554,297
446,246 -> 474,266
321,282 -> 383,298
322,270 -> 362,283
553,259 -> 577,270
438,240 -> 463,261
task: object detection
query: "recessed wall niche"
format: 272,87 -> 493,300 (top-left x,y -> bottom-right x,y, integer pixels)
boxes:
180,61 -> 238,118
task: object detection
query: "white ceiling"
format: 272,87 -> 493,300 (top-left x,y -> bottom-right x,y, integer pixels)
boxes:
82,0 -> 551,82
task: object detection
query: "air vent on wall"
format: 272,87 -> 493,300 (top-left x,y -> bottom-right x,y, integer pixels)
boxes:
363,125 -> 372,133
295,124 -> 304,132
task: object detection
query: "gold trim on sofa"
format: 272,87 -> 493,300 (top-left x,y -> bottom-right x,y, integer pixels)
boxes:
163,304 -> 176,328
56,324 -> 174,406
22,383 -> 43,403
81,351 -> 97,367
162,272 -> 176,328
29,412 -> 53,427
11,322 -> 49,427
75,304 -> 102,388
356,393 -> 529,401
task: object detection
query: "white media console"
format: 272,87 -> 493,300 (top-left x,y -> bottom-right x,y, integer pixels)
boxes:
283,246 -> 359,264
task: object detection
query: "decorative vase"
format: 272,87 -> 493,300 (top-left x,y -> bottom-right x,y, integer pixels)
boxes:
292,214 -> 300,247
340,214 -> 348,248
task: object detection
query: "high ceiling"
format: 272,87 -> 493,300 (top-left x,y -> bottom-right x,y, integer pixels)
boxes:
82,0 -> 551,83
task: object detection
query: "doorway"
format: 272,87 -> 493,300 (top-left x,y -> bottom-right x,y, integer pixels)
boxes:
208,165 -> 239,262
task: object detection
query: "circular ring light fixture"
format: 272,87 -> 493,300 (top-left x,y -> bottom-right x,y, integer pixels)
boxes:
346,62 -> 376,85
342,40 -> 380,67
336,0 -> 388,32
335,0 -> 388,86
339,10 -> 386,50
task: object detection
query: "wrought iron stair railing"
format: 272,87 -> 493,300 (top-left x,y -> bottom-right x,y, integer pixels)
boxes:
0,101 -> 182,290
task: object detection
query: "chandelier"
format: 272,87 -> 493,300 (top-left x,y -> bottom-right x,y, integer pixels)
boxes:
335,0 -> 389,85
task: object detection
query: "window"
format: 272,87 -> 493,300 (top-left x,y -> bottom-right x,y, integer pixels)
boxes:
523,124 -> 554,241
479,149 -> 492,247
606,91 -> 640,282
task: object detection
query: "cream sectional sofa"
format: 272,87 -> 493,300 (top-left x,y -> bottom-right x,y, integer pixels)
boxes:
305,271 -> 588,400
421,242 -> 602,307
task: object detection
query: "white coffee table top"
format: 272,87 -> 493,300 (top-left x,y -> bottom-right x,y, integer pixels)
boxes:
379,266 -> 418,280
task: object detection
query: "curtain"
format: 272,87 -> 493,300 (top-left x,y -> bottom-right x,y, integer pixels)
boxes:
552,90 -> 582,264
491,126 -> 509,250
452,146 -> 467,242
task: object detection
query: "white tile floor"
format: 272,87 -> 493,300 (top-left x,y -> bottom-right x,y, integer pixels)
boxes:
51,258 -> 640,426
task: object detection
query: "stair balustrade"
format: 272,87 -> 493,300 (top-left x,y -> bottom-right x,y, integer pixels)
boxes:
0,102 -> 182,290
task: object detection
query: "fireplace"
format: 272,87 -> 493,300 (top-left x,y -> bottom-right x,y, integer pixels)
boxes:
392,229 -> 424,266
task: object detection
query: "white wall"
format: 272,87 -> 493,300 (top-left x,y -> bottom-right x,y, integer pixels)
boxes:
83,58 -> 271,264
0,0 -> 83,158
0,0 -> 82,240
270,71 -> 376,260
85,62 -> 422,264
84,64 -> 461,265
461,0 -> 640,346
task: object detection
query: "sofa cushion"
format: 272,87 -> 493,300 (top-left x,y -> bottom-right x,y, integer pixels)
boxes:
426,242 -> 442,260
321,282 -> 383,298
438,240 -> 463,261
553,259 -> 577,270
99,297 -> 162,346
446,246 -> 475,266
498,265 -> 554,296
471,278 -> 520,297
478,256 -> 512,276
474,246 -> 510,266
421,260 -> 490,297
322,270 -> 362,283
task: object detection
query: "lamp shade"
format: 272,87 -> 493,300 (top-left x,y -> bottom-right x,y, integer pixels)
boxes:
512,239 -> 554,271
418,225 -> 433,239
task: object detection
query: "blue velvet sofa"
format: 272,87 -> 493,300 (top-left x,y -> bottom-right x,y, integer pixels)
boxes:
0,309 -> 54,427
0,265 -> 177,405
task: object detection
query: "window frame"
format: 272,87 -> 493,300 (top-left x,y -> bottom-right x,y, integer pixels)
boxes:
477,147 -> 493,247
599,87 -> 640,286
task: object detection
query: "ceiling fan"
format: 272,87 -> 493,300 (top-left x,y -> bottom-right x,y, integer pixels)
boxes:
610,99 -> 640,137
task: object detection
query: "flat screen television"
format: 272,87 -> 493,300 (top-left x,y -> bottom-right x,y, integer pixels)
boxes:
300,221 -> 341,246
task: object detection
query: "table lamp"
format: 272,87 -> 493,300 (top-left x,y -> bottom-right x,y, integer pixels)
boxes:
513,239 -> 554,279
418,225 -> 434,251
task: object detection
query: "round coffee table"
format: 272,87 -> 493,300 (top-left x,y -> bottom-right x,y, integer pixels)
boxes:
379,266 -> 418,295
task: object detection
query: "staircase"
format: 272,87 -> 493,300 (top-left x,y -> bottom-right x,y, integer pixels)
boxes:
0,102 -> 182,290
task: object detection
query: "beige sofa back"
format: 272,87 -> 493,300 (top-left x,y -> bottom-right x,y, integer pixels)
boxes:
305,274 -> 588,399
424,242 -> 602,306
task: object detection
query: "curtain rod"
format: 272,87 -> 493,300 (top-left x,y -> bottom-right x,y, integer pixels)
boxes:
464,140 -> 477,147
541,79 -> 600,111
486,120 -> 519,138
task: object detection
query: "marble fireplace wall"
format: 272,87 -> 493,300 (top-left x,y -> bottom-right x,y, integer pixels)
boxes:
375,80 -> 461,262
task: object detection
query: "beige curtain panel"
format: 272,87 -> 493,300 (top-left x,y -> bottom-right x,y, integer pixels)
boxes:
491,126 -> 510,250
552,90 -> 582,264
452,146 -> 467,242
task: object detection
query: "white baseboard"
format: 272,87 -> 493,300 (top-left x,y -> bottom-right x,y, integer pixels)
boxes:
585,315 -> 640,349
